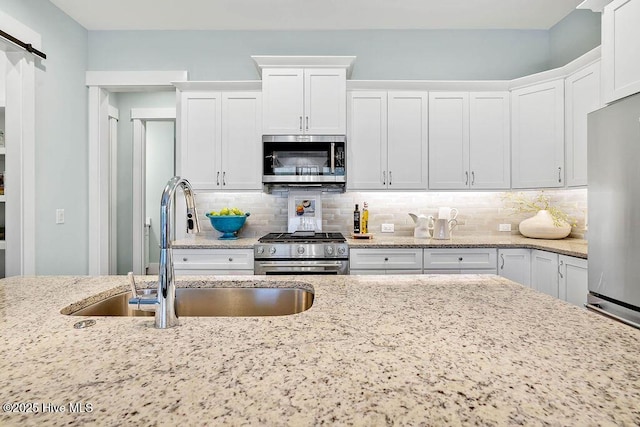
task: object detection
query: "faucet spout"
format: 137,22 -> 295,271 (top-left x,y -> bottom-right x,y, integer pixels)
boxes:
129,176 -> 200,329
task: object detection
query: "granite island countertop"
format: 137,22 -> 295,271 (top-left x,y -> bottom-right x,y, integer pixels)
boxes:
174,233 -> 588,258
1,273 -> 638,425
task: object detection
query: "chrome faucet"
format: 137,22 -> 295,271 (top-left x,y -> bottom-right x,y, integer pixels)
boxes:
129,176 -> 200,328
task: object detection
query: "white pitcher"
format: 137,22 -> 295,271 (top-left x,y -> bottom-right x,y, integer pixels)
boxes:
431,218 -> 458,240
409,213 -> 434,239
438,207 -> 459,221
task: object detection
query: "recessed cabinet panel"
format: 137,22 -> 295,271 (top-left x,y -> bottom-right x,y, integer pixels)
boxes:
602,0 -> 640,103
350,248 -> 423,270
531,250 -> 559,298
387,92 -> 428,189
424,249 -> 497,270
173,249 -> 254,273
498,248 -> 531,287
511,80 -> 565,189
305,68 -> 347,134
347,92 -> 388,189
559,255 -> 588,307
262,68 -> 304,134
428,93 -> 469,189
182,94 -> 221,189
469,92 -> 510,189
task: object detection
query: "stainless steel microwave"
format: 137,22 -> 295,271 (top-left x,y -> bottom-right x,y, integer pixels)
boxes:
262,135 -> 346,188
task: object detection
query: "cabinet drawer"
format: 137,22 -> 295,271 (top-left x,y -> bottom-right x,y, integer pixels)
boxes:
173,249 -> 254,271
424,249 -> 497,270
350,248 -> 423,270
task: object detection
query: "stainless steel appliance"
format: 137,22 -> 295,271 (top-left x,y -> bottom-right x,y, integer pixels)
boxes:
262,135 -> 346,189
587,92 -> 640,328
254,231 -> 349,275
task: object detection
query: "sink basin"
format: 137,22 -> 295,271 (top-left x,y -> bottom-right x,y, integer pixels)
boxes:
67,286 -> 314,317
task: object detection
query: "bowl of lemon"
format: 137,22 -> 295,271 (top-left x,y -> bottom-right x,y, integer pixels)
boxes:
205,207 -> 250,240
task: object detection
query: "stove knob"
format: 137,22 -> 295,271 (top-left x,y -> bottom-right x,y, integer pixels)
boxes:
269,246 -> 277,255
325,245 -> 334,255
297,246 -> 305,255
338,246 -> 346,255
257,246 -> 265,254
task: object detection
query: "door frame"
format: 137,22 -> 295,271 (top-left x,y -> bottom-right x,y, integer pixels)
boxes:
86,70 -> 187,275
0,11 -> 40,276
131,108 -> 176,275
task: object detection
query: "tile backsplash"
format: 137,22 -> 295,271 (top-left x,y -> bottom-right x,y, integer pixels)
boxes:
196,188 -> 588,239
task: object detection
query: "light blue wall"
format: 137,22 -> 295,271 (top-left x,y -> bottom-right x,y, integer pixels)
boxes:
549,9 -> 601,68
109,91 -> 176,274
88,29 -> 551,80
0,0 -> 88,274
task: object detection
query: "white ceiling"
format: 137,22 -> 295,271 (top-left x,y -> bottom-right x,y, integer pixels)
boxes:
48,0 -> 584,31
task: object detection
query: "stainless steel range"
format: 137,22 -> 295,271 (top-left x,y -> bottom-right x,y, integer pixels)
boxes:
254,231 -> 349,275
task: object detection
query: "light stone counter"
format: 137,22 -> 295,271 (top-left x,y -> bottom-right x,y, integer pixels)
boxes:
1,274 -> 637,425
174,233 -> 588,258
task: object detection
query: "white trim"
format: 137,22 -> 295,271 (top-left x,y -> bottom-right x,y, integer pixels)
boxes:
87,86 -> 110,275
173,81 -> 262,91
0,10 -> 42,51
132,119 -> 146,275
131,108 -> 176,120
86,71 -> 188,91
131,108 -> 177,275
251,55 -> 356,78
4,50 -> 36,276
577,0 -> 613,12
109,114 -> 118,274
108,105 -> 119,120
86,70 -> 186,276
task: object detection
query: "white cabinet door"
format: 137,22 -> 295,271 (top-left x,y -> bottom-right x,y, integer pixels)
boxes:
559,255 -> 588,308
347,91 -> 388,190
387,91 -> 428,189
531,250 -> 559,298
511,80 -> 565,189
565,62 -> 601,187
350,248 -> 423,271
469,92 -> 511,189
498,248 -> 531,287
602,0 -> 640,103
424,248 -> 497,271
221,92 -> 262,190
428,92 -> 469,189
178,91 -> 222,190
304,68 -> 346,134
173,249 -> 254,275
262,68 -> 304,134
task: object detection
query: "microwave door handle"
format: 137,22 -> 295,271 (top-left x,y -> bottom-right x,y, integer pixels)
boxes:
330,143 -> 335,174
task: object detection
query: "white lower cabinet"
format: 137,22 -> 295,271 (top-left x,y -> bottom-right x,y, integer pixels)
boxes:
173,249 -> 254,275
498,248 -> 531,287
531,250 -> 560,298
349,248 -> 423,274
424,249 -> 497,274
559,255 -> 588,308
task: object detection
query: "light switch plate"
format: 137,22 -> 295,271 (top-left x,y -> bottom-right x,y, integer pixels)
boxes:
56,209 -> 65,224
381,223 -> 395,233
499,223 -> 511,232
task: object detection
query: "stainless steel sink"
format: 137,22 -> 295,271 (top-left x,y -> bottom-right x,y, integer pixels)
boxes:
68,287 -> 314,317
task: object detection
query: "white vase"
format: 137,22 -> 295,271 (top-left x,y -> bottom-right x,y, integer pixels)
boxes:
518,210 -> 571,239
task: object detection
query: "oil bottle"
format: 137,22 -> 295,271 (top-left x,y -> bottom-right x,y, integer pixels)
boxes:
353,204 -> 361,234
361,202 -> 369,234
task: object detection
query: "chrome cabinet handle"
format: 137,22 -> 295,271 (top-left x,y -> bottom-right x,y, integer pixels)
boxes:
389,171 -> 392,186
465,171 -> 469,186
223,171 -> 226,186
471,171 -> 475,186
500,254 -> 505,270
299,116 -> 303,131
558,167 -> 562,183
383,171 -> 387,185
216,171 -> 220,186
559,260 -> 564,278
305,116 -> 309,131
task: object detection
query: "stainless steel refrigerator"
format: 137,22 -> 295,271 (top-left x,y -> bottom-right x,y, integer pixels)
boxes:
587,91 -> 640,328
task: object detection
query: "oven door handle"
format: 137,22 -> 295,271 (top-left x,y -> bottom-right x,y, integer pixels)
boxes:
258,262 -> 345,268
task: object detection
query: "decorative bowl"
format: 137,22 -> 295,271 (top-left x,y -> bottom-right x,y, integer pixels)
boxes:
205,213 -> 250,240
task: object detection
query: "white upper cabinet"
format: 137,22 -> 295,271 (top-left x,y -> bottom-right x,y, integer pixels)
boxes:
511,80 -> 565,189
347,91 -> 428,190
387,92 -> 428,189
262,68 -> 346,135
177,90 -> 262,190
565,61 -> 601,187
429,91 -> 509,190
602,0 -> 640,103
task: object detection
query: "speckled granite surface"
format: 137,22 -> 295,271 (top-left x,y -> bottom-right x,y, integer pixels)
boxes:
1,274 -> 637,425
174,233 -> 588,258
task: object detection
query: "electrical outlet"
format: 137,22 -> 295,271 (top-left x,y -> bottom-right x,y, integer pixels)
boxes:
381,223 -> 395,233
56,209 -> 65,224
499,223 -> 511,232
